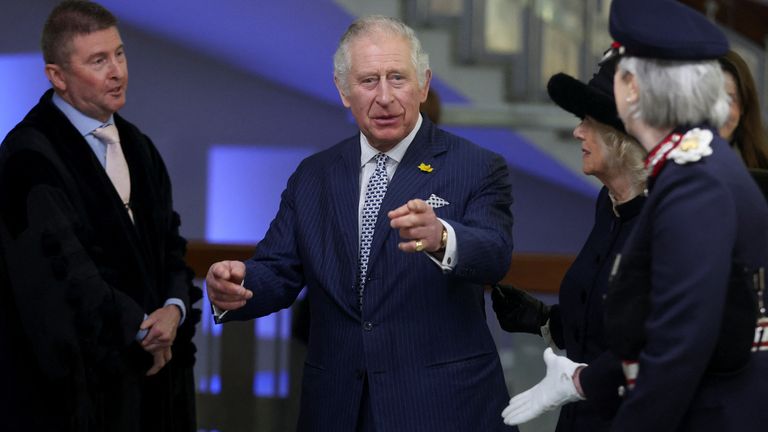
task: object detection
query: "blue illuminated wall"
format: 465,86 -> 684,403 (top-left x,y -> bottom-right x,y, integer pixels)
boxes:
0,53 -> 50,138
205,145 -> 313,398
206,146 -> 313,243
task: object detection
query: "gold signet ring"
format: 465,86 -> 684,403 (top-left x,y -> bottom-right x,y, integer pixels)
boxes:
414,240 -> 424,252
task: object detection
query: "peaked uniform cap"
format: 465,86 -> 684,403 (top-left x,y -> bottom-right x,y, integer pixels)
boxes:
609,0 -> 728,60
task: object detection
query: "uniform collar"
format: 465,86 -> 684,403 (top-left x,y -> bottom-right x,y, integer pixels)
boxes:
644,128 -> 686,179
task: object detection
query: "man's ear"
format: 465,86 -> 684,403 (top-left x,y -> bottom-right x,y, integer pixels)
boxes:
45,64 -> 66,93
419,69 -> 432,103
334,75 -> 351,108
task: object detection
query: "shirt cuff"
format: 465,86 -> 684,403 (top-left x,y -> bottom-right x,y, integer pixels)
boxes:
211,302 -> 228,320
164,298 -> 186,325
136,313 -> 149,342
424,218 -> 457,273
210,276 -> 246,322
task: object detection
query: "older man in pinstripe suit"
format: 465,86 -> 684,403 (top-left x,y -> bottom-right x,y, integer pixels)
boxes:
206,15 -> 516,431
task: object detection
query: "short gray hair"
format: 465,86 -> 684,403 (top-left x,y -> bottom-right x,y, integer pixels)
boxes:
333,15 -> 430,95
617,57 -> 729,129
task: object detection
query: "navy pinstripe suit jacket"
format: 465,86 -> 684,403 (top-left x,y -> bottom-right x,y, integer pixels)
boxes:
225,117 -> 516,431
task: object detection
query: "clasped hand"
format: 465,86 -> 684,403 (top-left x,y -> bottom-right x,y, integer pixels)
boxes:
141,304 -> 181,376
388,199 -> 443,253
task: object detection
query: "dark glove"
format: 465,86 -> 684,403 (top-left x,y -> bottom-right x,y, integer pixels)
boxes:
491,283 -> 550,335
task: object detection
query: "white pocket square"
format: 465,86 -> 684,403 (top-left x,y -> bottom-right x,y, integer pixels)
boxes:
425,194 -> 450,209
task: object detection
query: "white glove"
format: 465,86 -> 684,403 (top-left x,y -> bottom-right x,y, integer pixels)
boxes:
501,348 -> 586,426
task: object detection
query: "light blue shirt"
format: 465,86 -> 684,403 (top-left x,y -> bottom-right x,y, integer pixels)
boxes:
52,93 -> 110,167
51,93 -> 186,340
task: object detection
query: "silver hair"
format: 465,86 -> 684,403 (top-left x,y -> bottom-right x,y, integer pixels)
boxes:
617,57 -> 729,129
333,15 -> 430,95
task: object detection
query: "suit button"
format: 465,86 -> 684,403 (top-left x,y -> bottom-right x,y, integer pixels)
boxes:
363,321 -> 373,331
580,289 -> 587,303
355,369 -> 365,379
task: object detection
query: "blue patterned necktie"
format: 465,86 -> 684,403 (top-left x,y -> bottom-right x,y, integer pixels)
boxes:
358,153 -> 389,310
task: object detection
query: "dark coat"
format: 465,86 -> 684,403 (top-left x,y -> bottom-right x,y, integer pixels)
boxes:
223,117 -> 516,431
604,127 -> 768,432
0,90 -> 200,432
549,187 -> 644,432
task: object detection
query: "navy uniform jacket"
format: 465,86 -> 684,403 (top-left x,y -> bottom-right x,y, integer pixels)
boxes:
222,117 -> 515,431
550,187 -> 644,432
604,127 -> 768,432
0,90 -> 200,432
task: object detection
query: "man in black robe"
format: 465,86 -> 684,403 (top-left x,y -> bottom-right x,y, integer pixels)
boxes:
0,1 -> 200,431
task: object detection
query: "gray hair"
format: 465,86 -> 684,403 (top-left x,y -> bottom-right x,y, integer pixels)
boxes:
617,57 -> 729,129
333,15 -> 430,95
592,118 -> 648,193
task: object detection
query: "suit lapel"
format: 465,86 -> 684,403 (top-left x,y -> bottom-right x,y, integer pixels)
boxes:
368,120 -> 447,263
329,138 -> 362,269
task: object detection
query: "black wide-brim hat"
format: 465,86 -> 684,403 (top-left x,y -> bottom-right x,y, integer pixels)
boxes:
547,58 -> 625,133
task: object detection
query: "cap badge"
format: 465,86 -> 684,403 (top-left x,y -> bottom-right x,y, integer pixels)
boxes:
668,128 -> 713,165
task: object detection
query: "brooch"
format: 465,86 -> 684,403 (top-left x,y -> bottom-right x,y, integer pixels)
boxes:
667,128 -> 713,165
418,162 -> 433,173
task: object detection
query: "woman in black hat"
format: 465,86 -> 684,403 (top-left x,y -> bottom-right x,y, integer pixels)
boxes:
599,0 -> 768,431
493,57 -> 647,431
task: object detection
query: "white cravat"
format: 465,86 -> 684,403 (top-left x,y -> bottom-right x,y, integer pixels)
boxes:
92,124 -> 133,222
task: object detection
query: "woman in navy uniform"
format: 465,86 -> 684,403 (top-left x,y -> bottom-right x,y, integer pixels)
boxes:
601,0 -> 768,431
493,57 -> 646,431
500,1 -> 768,430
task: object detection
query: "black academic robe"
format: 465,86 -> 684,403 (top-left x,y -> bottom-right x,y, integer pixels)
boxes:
0,89 -> 201,432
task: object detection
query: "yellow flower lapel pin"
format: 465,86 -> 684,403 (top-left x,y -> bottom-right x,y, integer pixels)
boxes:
418,162 -> 433,173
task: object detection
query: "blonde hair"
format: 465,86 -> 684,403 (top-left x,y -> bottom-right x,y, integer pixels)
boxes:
590,118 -> 647,194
